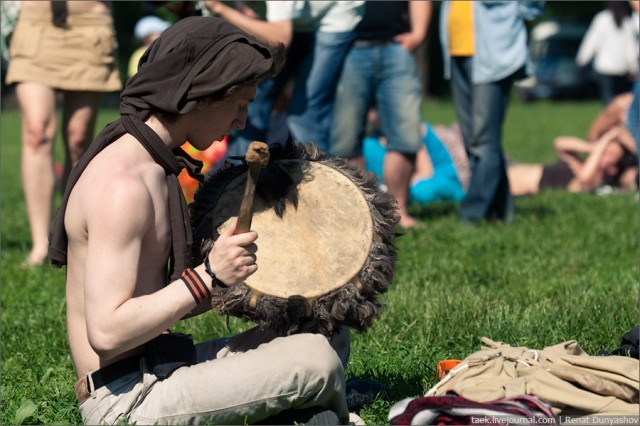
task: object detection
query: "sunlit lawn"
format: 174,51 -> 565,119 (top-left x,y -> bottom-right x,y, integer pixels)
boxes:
1,98 -> 637,424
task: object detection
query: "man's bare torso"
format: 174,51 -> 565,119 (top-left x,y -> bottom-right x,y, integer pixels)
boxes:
65,134 -> 171,378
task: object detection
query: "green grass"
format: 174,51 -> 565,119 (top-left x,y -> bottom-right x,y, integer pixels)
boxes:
1,99 -> 638,425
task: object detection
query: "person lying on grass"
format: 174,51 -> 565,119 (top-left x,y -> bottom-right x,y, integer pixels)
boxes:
363,122 -> 468,206
48,17 -> 351,425
508,126 -> 638,196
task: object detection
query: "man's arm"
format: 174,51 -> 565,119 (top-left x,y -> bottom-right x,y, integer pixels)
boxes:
576,14 -> 601,68
518,1 -> 545,21
83,176 -> 195,359
575,127 -> 621,190
412,143 -> 434,181
202,1 -> 292,46
395,1 -> 432,52
83,175 -> 257,360
588,93 -> 633,140
616,126 -> 638,154
554,136 -> 593,175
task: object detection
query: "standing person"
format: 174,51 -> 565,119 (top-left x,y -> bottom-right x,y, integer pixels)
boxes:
5,0 -> 121,266
127,15 -> 171,79
576,1 -> 639,105
202,0 -> 364,158
48,16 -> 352,425
626,0 -> 640,151
329,1 -> 432,229
439,0 -> 544,224
0,0 -> 21,103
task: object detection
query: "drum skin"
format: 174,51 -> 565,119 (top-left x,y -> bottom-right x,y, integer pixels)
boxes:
190,141 -> 399,337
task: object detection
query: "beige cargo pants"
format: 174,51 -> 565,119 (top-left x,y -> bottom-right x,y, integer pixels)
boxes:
79,327 -> 350,425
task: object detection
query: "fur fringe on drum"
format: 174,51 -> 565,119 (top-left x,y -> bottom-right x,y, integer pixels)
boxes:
190,140 -> 399,337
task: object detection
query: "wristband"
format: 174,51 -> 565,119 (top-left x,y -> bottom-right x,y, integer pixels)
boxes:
180,268 -> 211,304
204,254 -> 230,289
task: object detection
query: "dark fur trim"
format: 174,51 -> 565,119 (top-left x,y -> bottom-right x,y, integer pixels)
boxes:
190,140 -> 399,337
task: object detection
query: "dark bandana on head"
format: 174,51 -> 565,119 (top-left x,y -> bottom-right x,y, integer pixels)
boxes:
49,16 -> 277,282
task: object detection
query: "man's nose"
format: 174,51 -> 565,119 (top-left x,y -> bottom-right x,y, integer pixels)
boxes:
233,118 -> 247,130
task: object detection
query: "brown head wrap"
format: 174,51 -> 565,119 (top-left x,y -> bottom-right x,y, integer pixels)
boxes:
49,17 -> 280,282
120,16 -> 277,118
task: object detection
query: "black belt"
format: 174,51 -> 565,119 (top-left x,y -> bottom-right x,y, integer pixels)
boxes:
354,39 -> 395,48
75,355 -> 142,404
92,355 -> 141,389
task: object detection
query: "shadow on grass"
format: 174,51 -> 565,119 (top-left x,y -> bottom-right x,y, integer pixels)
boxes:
409,201 -> 458,221
514,200 -> 558,220
0,237 -> 29,252
352,370 -> 437,403
409,198 -> 560,223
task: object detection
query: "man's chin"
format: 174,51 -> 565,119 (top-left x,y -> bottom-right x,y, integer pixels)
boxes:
214,134 -> 228,144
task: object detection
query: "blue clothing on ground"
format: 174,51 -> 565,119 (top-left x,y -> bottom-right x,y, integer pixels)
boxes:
363,136 -> 386,179
363,124 -> 465,205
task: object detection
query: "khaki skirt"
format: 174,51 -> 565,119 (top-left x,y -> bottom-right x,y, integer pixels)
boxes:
6,7 -> 122,92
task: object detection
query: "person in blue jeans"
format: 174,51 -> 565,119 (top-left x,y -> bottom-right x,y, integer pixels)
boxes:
364,123 -> 466,206
330,1 -> 432,229
203,1 -> 364,160
440,1 -> 544,224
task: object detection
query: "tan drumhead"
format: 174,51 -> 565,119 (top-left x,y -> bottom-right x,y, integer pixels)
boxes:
216,161 -> 374,299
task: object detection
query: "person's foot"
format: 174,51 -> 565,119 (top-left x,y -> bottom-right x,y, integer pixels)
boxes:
22,248 -> 48,268
398,214 -> 417,230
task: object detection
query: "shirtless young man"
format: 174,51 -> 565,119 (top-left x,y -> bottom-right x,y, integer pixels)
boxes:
49,17 -> 349,425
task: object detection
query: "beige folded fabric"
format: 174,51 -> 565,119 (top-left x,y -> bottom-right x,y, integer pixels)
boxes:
426,337 -> 639,416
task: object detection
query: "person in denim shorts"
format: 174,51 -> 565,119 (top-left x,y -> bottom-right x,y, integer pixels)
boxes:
330,1 -> 432,229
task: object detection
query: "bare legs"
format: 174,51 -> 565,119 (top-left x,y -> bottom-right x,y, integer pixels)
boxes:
17,83 -> 56,266
61,91 -> 101,188
383,151 -> 416,229
506,164 -> 544,197
16,82 -> 100,266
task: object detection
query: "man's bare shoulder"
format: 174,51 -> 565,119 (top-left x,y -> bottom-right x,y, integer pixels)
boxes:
70,136 -> 165,234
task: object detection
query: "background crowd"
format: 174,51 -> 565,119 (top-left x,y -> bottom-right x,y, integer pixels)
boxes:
1,0 -> 638,257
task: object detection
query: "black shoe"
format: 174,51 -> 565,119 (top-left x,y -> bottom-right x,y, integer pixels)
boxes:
345,379 -> 391,411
